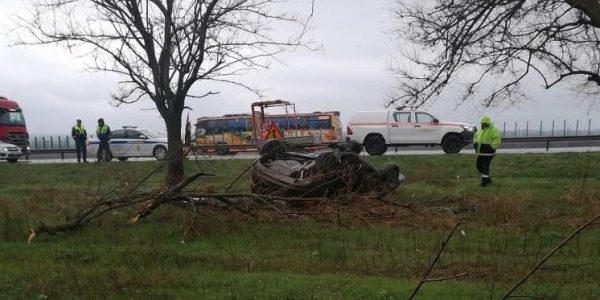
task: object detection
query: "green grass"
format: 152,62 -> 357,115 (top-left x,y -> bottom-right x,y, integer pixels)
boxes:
1,152 -> 600,299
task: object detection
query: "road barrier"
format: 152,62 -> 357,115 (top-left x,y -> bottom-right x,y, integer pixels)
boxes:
502,135 -> 600,151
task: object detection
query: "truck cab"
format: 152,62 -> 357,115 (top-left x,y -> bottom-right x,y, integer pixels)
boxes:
0,96 -> 30,158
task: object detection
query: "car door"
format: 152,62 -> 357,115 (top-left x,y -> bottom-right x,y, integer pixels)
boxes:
109,129 -> 127,157
124,129 -> 147,157
413,112 -> 441,143
388,111 -> 417,144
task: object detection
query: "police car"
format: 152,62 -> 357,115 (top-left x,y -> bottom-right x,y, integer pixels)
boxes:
88,126 -> 168,161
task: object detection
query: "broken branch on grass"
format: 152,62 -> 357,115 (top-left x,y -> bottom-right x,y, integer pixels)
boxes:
407,221 -> 466,300
502,213 -> 600,299
422,272 -> 469,282
129,172 -> 213,224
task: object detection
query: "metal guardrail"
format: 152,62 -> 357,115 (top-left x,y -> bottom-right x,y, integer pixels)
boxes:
502,135 -> 600,151
30,148 -> 76,159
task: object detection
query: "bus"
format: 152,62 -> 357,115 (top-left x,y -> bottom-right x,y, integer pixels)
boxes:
194,101 -> 342,155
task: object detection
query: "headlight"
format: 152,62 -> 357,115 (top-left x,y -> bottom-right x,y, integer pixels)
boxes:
2,147 -> 7,151
462,125 -> 475,131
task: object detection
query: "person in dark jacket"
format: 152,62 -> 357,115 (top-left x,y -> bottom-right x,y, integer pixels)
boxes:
96,118 -> 112,162
474,116 -> 501,186
71,119 -> 88,163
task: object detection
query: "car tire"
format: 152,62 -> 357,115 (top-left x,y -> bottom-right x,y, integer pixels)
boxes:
7,158 -> 18,163
364,135 -> 387,156
153,145 -> 168,160
381,164 -> 401,185
215,142 -> 229,156
442,134 -> 463,154
345,140 -> 363,154
259,140 -> 287,159
117,157 -> 128,161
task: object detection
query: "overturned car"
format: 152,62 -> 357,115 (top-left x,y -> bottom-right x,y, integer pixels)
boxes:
251,140 -> 404,198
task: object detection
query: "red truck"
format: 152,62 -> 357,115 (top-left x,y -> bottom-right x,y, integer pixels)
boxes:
0,96 -> 30,158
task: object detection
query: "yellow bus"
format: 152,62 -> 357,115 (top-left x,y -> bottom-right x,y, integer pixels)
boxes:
193,100 -> 342,155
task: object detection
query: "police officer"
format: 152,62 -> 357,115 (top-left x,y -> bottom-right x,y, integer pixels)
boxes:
71,119 -> 88,163
96,118 -> 112,162
474,116 -> 501,186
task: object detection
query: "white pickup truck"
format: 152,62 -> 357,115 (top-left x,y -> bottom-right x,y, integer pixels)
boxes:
346,108 -> 476,155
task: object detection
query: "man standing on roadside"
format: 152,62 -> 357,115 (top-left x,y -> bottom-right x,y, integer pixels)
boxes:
71,119 -> 88,163
474,116 -> 501,187
96,118 -> 112,162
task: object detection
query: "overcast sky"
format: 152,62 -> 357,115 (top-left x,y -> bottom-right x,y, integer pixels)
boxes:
1,0 -> 599,137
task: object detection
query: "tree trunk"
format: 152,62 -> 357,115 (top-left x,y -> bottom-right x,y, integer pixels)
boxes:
164,110 -> 185,188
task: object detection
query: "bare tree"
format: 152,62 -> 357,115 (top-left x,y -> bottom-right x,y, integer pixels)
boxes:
15,0 -> 311,187
390,0 -> 600,108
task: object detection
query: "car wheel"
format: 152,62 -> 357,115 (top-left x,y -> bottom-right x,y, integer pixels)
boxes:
215,142 -> 229,156
153,145 -> 168,160
7,158 -> 18,163
259,140 -> 287,159
345,140 -> 363,154
364,135 -> 387,156
442,134 -> 463,154
117,157 -> 128,161
381,164 -> 401,185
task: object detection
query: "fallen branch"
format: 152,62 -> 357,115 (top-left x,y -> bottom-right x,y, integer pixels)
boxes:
422,272 -> 469,282
502,213 -> 600,299
407,221 -> 465,300
27,171 -> 332,242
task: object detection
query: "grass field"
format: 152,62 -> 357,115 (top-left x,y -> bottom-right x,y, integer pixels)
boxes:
1,152 -> 600,299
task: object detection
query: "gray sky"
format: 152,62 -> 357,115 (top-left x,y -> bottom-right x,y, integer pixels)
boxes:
1,0 -> 599,136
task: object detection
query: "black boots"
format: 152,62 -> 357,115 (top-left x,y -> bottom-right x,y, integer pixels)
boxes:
480,177 -> 492,187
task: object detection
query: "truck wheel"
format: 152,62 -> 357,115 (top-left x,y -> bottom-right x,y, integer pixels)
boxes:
7,158 -> 18,163
153,145 -> 168,160
442,134 -> 463,154
365,135 -> 387,156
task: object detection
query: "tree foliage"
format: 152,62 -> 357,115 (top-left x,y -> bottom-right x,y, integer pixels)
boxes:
15,0 -> 311,186
391,0 -> 600,108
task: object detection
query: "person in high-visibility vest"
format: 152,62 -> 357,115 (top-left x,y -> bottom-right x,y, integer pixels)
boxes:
96,118 -> 112,162
71,119 -> 88,163
474,116 -> 501,186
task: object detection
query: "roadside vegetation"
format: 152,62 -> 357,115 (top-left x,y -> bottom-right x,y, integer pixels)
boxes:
1,152 -> 599,299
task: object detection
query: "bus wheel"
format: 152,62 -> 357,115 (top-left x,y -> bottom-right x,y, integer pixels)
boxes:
215,142 -> 229,156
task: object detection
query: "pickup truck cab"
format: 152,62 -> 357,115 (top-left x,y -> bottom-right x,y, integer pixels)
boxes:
346,107 -> 476,155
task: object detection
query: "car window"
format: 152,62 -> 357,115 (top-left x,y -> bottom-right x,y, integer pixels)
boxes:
139,129 -> 163,138
393,112 -> 411,123
111,130 -> 126,139
416,112 -> 435,124
126,129 -> 146,139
